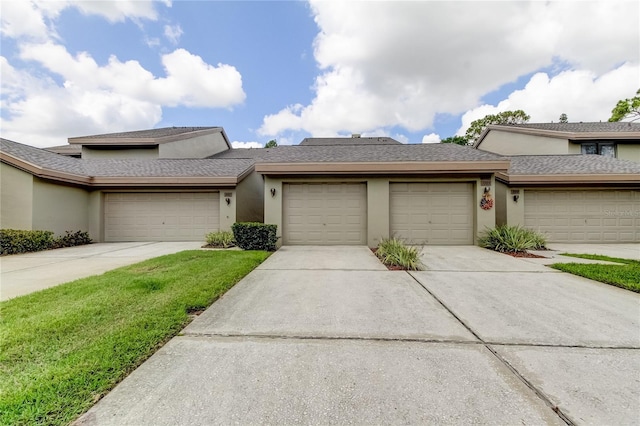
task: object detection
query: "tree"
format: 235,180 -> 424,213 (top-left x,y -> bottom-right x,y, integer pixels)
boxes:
608,89 -> 640,122
559,113 -> 568,123
464,110 -> 530,145
264,139 -> 277,148
440,135 -> 469,146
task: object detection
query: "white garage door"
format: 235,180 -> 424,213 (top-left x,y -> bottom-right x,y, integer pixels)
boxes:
524,190 -> 640,243
105,192 -> 219,242
283,183 -> 367,245
390,182 -> 474,245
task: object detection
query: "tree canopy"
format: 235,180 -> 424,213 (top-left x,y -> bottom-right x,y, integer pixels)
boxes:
264,139 -> 278,148
440,135 -> 469,146
608,89 -> 640,122
559,113 -> 568,123
464,110 -> 530,145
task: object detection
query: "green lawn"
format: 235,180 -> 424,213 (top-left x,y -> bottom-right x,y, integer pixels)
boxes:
0,250 -> 270,426
551,253 -> 640,293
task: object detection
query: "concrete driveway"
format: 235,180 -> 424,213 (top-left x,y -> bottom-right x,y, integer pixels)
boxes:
0,242 -> 203,301
76,245 -> 640,425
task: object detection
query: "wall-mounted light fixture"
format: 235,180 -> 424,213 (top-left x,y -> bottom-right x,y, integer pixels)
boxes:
484,187 -> 491,193
270,188 -> 276,197
513,194 -> 520,202
225,197 -> 231,205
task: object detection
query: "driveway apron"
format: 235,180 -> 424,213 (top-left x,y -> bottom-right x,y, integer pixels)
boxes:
76,245 -> 639,425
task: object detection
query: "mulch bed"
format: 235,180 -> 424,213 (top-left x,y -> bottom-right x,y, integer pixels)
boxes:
503,251 -> 546,258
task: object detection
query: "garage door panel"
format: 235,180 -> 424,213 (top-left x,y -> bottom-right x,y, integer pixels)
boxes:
390,183 -> 473,245
283,183 -> 367,245
105,192 -> 219,242
524,190 -> 639,243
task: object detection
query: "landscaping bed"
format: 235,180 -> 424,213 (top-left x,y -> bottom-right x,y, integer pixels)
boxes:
0,250 -> 270,426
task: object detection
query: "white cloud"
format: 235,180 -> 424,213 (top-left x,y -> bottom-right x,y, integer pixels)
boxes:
231,141 -> 263,149
72,0 -> 160,22
421,133 -> 441,144
457,63 -> 639,135
260,1 -> 639,138
2,43 -> 245,147
164,24 -> 183,44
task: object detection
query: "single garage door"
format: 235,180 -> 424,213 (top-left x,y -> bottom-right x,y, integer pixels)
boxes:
524,190 -> 640,243
283,183 -> 367,245
105,192 -> 219,242
390,182 -> 474,245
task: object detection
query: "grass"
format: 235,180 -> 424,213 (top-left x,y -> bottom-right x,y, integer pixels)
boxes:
0,250 -> 270,426
478,225 -> 546,253
375,237 -> 424,271
550,253 -> 640,293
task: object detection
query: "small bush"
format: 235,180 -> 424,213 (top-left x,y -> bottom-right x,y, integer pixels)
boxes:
205,230 -> 235,248
376,237 -> 424,271
231,222 -> 277,251
53,230 -> 92,249
478,225 -> 546,253
0,229 -> 92,255
0,229 -> 55,255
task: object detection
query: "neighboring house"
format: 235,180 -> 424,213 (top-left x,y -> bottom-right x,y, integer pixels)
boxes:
1,128 -> 638,246
474,122 -> 640,163
474,123 -> 640,243
0,127 -> 264,242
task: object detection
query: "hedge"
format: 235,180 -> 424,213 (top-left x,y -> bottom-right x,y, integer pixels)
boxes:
231,223 -> 277,251
0,230 -> 92,255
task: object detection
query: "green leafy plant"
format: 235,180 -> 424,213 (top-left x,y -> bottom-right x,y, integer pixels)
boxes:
375,237 -> 424,271
0,229 -> 55,255
478,225 -> 546,253
231,222 -> 278,251
205,230 -> 235,248
53,230 -> 92,248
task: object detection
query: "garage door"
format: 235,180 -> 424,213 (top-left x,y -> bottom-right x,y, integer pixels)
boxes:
283,183 -> 367,245
390,183 -> 474,245
524,190 -> 640,243
105,192 -> 219,242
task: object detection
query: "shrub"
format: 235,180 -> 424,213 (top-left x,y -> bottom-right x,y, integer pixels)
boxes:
231,223 -> 277,251
478,225 -> 546,253
0,229 -> 55,255
53,230 -> 92,249
376,237 -> 424,271
205,230 -> 235,248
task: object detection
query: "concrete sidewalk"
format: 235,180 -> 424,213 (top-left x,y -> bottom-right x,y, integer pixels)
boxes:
0,242 -> 203,300
76,245 -> 640,425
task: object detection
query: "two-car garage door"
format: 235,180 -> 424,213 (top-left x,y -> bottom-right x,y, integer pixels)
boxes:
524,190 -> 640,243
105,193 -> 219,242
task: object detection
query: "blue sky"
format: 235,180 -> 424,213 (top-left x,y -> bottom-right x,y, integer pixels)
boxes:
1,1 -> 638,148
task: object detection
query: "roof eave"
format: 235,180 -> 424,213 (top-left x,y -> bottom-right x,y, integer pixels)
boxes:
0,152 -> 90,186
90,176 -> 239,187
497,172 -> 640,185
477,125 -> 640,147
68,127 -> 223,146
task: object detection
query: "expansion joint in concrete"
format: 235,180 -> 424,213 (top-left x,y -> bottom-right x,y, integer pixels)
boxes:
406,272 -> 574,426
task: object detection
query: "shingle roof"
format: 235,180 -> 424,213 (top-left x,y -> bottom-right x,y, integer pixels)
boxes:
213,143 -> 506,162
1,138 -> 87,175
299,137 -> 402,146
83,159 -> 254,177
494,122 -> 640,133
45,145 -> 82,156
507,155 -> 640,175
1,138 -> 253,179
71,126 -> 220,140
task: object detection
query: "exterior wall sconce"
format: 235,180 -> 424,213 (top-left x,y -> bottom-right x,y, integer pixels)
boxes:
513,194 -> 520,202
225,197 -> 231,205
270,188 -> 276,197
484,187 -> 491,193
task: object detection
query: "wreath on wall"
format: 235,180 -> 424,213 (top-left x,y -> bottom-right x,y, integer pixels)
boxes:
480,190 -> 494,210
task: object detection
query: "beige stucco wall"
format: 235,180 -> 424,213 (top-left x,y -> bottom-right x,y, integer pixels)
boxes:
87,191 -> 104,242
218,189 -> 237,232
236,171 -> 264,223
0,163 -> 34,230
496,183 -> 526,227
263,175 -> 496,247
32,178 -> 89,236
618,144 -> 640,163
82,147 -> 159,159
159,132 -> 229,159
495,181 -> 508,226
479,130 -> 569,155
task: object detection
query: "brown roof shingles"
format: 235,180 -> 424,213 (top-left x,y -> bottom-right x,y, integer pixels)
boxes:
71,126 -> 220,140
507,155 -> 640,175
